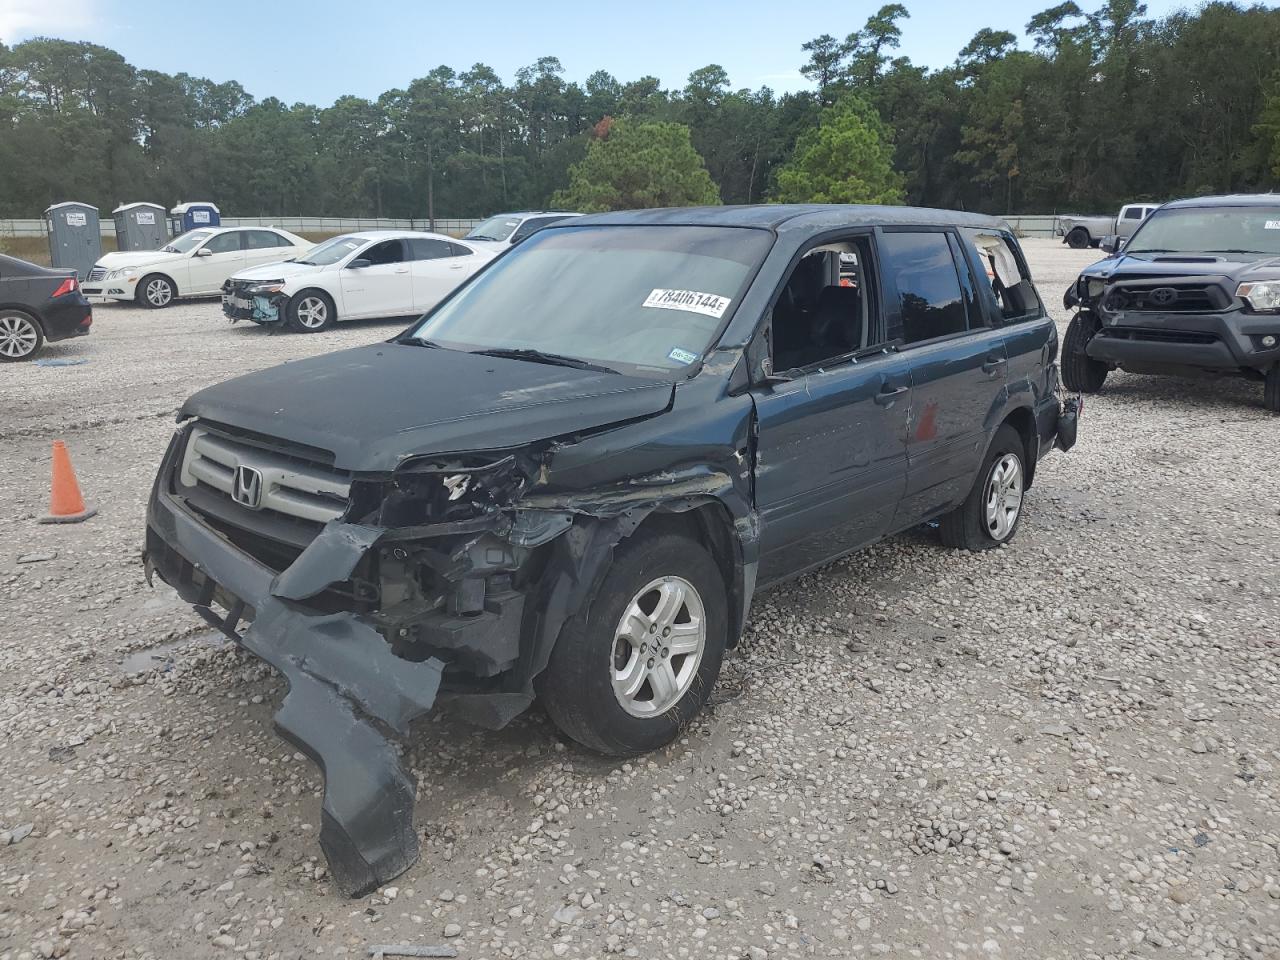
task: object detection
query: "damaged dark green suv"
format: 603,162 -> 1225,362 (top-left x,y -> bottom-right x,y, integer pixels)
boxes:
145,205 -> 1071,896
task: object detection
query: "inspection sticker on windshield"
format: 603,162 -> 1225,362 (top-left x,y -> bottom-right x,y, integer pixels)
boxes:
643,288 -> 732,319
667,347 -> 698,364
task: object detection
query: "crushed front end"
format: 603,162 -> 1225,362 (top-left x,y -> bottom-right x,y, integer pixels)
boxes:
223,278 -> 287,325
142,408 -> 754,895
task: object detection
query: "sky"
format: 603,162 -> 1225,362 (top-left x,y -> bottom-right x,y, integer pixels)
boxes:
2,0 -> 1199,105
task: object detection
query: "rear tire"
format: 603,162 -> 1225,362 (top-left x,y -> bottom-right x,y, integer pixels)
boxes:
0,310 -> 44,362
1265,365 -> 1280,414
1062,313 -> 1108,393
287,290 -> 335,332
939,424 -> 1027,552
537,532 -> 728,757
1066,228 -> 1090,250
137,274 -> 175,308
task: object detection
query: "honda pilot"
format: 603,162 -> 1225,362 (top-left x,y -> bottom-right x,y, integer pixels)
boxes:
144,205 -> 1074,897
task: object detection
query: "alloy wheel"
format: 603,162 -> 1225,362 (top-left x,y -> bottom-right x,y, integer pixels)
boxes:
0,314 -> 39,359
611,576 -> 706,718
295,296 -> 328,329
145,278 -> 173,307
984,452 -> 1024,541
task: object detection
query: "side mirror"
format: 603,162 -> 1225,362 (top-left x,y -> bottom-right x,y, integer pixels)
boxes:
347,258 -> 371,269
1099,235 -> 1123,255
195,247 -> 213,258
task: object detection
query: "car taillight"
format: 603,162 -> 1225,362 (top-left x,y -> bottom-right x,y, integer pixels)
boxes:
52,277 -> 79,298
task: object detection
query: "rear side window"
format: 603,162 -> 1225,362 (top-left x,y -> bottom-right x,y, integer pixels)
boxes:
1123,207 -> 1144,220
245,230 -> 289,249
203,232 -> 241,254
966,231 -> 1043,323
409,238 -> 455,260
879,232 -> 967,344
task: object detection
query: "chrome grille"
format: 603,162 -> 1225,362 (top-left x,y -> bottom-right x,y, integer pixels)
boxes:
178,425 -> 350,525
86,267 -> 106,282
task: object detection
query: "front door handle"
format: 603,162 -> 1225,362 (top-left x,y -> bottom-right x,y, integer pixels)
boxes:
394,267 -> 410,274
982,356 -> 1007,375
874,384 -> 909,406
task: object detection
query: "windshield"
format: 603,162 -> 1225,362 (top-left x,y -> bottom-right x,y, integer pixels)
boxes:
163,230 -> 213,254
1126,206 -> 1280,257
465,215 -> 522,242
410,225 -> 773,375
297,235 -> 366,266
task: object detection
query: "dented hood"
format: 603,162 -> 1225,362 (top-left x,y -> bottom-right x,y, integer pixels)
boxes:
180,342 -> 675,471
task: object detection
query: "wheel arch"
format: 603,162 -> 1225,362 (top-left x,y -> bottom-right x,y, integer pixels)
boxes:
998,404 -> 1039,488
0,304 -> 44,330
626,497 -> 754,648
139,271 -> 179,299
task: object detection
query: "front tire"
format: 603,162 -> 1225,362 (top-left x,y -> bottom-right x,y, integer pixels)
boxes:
1265,365 -> 1280,414
939,424 -> 1027,552
287,290 -> 335,332
1062,313 -> 1108,393
1066,228 -> 1090,250
537,532 -> 728,756
137,274 -> 175,308
0,310 -> 44,362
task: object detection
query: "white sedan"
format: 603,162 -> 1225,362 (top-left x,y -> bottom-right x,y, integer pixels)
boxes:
82,226 -> 312,307
222,231 -> 495,332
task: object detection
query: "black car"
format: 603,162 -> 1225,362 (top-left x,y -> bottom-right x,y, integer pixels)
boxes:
1063,194 -> 1280,411
144,205 -> 1073,896
0,254 -> 93,362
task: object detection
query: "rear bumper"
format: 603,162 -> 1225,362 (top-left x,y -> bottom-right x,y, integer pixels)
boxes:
43,298 -> 94,342
1086,310 -> 1280,372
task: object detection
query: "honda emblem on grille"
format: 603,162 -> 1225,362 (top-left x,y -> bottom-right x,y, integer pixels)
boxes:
232,465 -> 263,509
1149,287 -> 1178,307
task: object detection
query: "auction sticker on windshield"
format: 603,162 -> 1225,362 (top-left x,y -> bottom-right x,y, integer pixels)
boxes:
643,288 -> 732,319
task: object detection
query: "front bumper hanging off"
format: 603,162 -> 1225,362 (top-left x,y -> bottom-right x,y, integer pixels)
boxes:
145,497 -> 446,896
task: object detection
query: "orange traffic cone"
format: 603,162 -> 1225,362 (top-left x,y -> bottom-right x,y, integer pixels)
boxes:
39,440 -> 96,524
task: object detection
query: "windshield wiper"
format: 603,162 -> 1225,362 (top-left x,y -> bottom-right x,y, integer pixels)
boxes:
398,337 -> 444,348
470,347 -> 618,374
294,259 -> 316,265
466,234 -> 500,241
1203,249 -> 1269,255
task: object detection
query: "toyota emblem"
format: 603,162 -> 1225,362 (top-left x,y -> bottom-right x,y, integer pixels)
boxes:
1148,287 -> 1178,307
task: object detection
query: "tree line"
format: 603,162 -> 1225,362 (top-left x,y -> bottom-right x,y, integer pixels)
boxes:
2,0 -> 1280,222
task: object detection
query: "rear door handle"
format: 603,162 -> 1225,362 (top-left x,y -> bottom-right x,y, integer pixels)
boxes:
982,356 -> 1007,374
874,385 -> 909,406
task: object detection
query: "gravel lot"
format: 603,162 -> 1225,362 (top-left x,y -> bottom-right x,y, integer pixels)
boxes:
1,238 -> 1278,960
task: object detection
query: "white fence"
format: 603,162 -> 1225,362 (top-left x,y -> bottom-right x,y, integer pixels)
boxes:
1,213 -> 1065,240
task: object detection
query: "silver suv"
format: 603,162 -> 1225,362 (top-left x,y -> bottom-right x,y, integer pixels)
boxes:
462,210 -> 582,252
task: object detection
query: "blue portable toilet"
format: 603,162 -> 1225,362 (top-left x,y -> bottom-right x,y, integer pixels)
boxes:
170,201 -> 221,235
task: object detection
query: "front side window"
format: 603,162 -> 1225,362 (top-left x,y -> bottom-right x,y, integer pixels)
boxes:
363,240 -> 406,265
202,232 -> 241,254
410,225 -> 773,376
1125,205 -> 1280,257
770,238 -> 876,373
511,216 -> 562,243
880,231 -> 967,344
163,230 -> 212,254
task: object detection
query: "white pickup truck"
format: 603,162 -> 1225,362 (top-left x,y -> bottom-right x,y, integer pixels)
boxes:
1056,203 -> 1161,249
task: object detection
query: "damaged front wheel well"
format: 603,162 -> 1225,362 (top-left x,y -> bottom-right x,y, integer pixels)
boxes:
628,501 -> 743,645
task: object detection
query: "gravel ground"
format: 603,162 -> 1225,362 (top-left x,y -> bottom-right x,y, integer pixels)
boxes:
1,238 -> 1277,960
